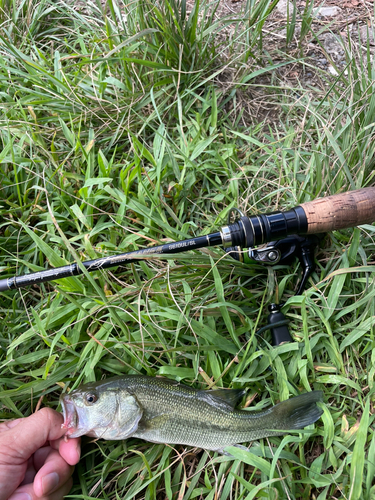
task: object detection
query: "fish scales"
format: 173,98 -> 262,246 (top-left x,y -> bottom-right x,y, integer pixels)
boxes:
127,377 -> 280,449
61,375 -> 323,451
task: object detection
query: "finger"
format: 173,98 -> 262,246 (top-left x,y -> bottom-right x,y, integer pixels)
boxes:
8,477 -> 73,500
33,447 -> 53,471
20,457 -> 36,486
0,408 -> 65,465
0,418 -> 23,433
50,436 -> 81,466
32,448 -> 74,498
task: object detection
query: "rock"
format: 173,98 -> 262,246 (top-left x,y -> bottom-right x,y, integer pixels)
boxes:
276,0 -> 295,16
328,65 -> 339,76
322,33 -> 345,60
313,6 -> 342,17
359,25 -> 375,46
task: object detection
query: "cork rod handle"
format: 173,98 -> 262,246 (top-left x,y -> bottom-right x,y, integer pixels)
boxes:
300,187 -> 375,234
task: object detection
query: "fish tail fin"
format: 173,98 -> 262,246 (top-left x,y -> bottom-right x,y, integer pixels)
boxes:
270,390 -> 323,430
217,391 -> 323,451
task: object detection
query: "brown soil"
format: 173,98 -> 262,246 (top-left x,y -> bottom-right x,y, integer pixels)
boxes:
187,0 -> 375,124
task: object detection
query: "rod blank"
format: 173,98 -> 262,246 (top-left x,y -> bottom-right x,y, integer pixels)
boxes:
0,233 -> 222,291
1,187 -> 375,292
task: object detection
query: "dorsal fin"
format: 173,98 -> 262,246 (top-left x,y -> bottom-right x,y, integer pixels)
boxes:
197,388 -> 246,411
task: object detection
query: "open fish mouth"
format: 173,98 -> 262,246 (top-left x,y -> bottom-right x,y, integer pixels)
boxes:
61,396 -> 80,437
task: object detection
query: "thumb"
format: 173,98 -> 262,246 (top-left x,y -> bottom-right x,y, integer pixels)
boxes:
0,407 -> 65,464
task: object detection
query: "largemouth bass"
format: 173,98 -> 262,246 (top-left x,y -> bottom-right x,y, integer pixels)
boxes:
61,375 -> 322,451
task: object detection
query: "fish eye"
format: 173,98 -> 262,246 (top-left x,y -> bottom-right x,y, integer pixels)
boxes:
85,392 -> 98,405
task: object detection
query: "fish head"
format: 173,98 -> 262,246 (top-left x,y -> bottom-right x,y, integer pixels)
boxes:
61,381 -> 143,440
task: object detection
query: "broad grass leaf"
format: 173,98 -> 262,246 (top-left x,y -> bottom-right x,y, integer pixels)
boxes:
225,446 -> 271,476
350,398 -> 370,500
210,256 -> 240,348
316,375 -> 361,392
157,366 -> 195,379
340,316 -> 375,351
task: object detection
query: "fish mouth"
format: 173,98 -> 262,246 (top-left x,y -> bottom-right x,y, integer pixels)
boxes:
61,396 -> 82,438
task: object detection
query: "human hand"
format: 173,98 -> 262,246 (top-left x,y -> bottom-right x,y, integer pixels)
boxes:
0,407 -> 80,500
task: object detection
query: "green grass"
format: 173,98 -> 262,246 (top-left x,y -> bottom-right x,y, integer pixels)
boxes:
1,0 -> 375,498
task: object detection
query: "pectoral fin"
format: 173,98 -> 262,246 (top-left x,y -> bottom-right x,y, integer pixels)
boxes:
141,414 -> 170,431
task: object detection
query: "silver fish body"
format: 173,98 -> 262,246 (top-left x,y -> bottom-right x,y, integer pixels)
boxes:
61,375 -> 322,451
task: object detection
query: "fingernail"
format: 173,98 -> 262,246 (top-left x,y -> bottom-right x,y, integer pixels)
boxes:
9,494 -> 32,500
42,472 -> 59,494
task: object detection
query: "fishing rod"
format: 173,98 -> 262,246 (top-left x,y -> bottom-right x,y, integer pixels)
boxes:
1,187 -> 375,292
